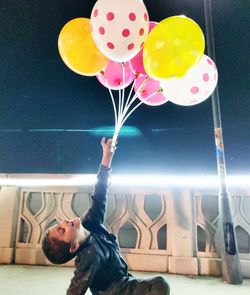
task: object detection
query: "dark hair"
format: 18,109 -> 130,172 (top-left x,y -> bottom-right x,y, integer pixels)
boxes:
42,232 -> 76,265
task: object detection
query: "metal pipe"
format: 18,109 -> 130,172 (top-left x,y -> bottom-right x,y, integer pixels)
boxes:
203,0 -> 243,284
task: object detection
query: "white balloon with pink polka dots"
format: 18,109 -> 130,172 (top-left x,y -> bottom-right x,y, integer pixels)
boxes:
91,0 -> 149,62
160,55 -> 218,106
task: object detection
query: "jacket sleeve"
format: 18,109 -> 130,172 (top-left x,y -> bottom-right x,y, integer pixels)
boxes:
82,164 -> 111,225
66,249 -> 100,295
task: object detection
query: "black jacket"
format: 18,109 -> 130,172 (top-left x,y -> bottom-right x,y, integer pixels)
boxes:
66,165 -> 128,295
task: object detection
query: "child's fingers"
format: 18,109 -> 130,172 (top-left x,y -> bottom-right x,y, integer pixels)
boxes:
107,138 -> 112,145
101,137 -> 117,150
101,137 -> 106,146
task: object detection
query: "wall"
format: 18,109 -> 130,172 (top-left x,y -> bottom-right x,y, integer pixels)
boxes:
0,174 -> 249,278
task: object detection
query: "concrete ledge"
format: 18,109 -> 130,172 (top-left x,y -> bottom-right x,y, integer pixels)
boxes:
197,258 -> 250,278
0,248 -> 15,264
15,248 -> 57,265
15,248 -> 75,266
15,248 -> 46,265
241,260 -> 250,279
9,249 -> 250,279
123,253 -> 168,272
198,257 -> 222,276
169,257 -> 198,275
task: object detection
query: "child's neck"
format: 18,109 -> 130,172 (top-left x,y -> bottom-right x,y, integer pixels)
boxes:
77,225 -> 91,244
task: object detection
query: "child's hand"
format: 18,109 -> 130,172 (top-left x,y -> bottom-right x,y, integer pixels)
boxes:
100,137 -> 116,168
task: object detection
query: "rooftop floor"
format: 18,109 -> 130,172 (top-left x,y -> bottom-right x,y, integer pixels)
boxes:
0,265 -> 249,295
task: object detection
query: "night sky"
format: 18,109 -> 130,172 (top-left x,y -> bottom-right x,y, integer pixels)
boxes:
0,0 -> 249,174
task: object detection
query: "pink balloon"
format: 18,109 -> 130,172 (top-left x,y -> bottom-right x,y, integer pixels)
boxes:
97,61 -> 135,90
129,21 -> 158,76
134,76 -> 168,106
149,21 -> 158,31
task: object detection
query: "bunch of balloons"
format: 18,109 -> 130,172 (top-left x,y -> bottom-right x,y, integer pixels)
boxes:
58,0 -> 218,145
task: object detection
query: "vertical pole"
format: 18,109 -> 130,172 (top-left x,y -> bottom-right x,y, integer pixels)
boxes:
203,0 -> 243,284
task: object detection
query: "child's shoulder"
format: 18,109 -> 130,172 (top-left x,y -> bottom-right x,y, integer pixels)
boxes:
75,241 -> 100,271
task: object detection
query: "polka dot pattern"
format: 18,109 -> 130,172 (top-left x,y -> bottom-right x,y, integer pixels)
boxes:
128,43 -> 135,50
107,12 -> 114,21
203,73 -> 209,82
191,87 -> 199,94
99,27 -> 105,35
160,55 -> 218,106
91,0 -> 149,62
122,29 -> 130,37
129,13 -> 136,21
139,28 -> 144,36
107,42 -> 115,49
207,58 -> 212,65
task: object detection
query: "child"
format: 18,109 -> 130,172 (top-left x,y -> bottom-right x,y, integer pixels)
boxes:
42,138 -> 170,295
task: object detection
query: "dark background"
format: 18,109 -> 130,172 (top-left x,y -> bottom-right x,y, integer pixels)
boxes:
0,0 -> 249,174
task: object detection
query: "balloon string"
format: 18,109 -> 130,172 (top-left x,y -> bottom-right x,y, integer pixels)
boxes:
124,77 -> 137,113
112,121 -> 121,151
100,72 -> 118,127
108,87 -> 118,127
121,62 -> 126,115
120,89 -> 159,126
118,88 -> 121,119
111,73 -> 152,152
112,64 -> 124,151
112,62 -> 126,151
111,106 -> 123,152
122,76 -> 149,118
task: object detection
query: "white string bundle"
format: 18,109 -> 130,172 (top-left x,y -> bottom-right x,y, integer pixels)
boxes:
102,63 -> 159,152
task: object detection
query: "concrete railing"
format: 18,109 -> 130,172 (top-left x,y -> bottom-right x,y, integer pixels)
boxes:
0,174 -> 249,278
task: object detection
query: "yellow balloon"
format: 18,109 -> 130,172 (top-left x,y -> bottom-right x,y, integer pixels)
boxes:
143,16 -> 205,80
58,18 -> 109,76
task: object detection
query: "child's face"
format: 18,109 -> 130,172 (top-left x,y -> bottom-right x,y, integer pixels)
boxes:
47,217 -> 81,245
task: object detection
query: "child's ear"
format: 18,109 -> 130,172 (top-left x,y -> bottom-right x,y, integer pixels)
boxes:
69,242 -> 80,253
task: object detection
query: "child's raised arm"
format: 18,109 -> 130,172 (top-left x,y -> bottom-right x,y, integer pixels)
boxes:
100,137 -> 115,168
81,138 -> 115,226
